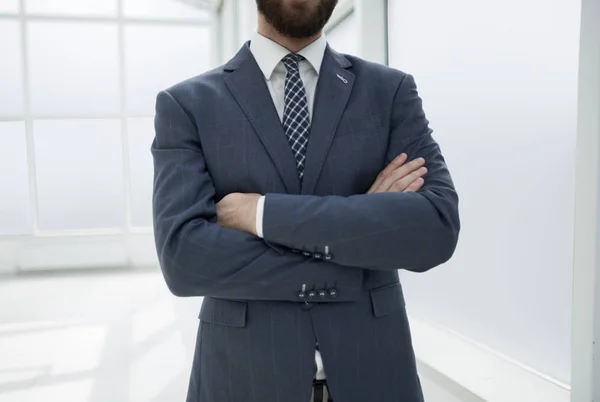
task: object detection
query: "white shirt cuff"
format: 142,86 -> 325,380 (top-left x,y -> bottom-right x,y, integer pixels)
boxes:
255,195 -> 265,238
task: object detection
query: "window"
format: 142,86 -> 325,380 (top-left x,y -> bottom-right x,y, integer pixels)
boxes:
34,119 -> 125,231
326,12 -> 358,56
0,1 -> 213,235
26,0 -> 118,16
123,0 -> 210,21
28,22 -> 120,116
0,0 -> 19,13
0,21 -> 24,117
0,122 -> 31,235
124,24 -> 211,115
127,118 -> 155,228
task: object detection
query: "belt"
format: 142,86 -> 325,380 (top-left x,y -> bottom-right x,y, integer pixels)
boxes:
312,379 -> 333,402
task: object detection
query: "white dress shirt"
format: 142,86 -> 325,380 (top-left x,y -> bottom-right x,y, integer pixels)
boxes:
249,32 -> 328,381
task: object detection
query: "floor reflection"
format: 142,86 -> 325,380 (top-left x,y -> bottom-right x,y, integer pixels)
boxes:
0,269 -> 201,402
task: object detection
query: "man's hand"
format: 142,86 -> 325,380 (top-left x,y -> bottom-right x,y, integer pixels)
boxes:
216,193 -> 261,235
368,153 -> 427,194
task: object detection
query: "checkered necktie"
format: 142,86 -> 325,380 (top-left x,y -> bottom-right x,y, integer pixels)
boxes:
282,53 -> 310,184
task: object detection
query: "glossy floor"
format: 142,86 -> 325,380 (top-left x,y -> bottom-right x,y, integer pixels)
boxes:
0,269 -> 200,402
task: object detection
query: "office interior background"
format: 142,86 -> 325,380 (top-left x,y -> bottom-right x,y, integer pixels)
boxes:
0,0 -> 598,401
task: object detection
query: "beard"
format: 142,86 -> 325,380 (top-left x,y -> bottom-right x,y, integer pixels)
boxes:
256,0 -> 338,39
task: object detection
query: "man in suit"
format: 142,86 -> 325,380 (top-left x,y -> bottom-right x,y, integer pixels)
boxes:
151,0 -> 460,401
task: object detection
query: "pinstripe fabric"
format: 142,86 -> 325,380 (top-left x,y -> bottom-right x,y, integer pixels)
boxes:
154,42 -> 459,402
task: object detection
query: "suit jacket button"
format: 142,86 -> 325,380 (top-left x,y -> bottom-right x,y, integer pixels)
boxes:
303,251 -> 312,257
308,290 -> 317,299
313,253 -> 323,259
328,288 -> 338,298
318,290 -> 327,298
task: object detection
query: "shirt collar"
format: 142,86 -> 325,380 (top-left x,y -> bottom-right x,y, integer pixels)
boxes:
250,32 -> 327,80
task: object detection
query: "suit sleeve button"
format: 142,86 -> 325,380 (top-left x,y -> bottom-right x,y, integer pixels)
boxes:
313,253 -> 323,259
303,251 -> 312,257
318,290 -> 327,298
292,249 -> 301,253
298,292 -> 306,300
308,290 -> 317,299
324,254 -> 333,261
328,288 -> 338,298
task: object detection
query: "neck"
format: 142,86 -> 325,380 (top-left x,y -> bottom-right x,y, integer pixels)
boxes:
257,14 -> 321,54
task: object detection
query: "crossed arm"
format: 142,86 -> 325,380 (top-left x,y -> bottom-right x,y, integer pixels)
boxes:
152,74 -> 459,300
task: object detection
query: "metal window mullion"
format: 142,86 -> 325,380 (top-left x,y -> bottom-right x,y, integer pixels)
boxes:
354,0 -> 387,64
231,0 -> 239,53
383,0 -> 389,66
571,0 -> 600,399
210,7 -> 221,66
0,12 -> 210,26
324,0 -> 354,33
117,0 -> 133,242
19,0 -> 40,239
0,226 -> 153,240
1,114 -> 155,121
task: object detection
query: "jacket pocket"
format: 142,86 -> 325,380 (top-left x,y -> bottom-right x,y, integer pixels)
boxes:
369,282 -> 406,318
199,297 -> 248,328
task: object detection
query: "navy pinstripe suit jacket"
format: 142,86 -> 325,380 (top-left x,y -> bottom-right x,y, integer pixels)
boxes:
151,42 -> 460,402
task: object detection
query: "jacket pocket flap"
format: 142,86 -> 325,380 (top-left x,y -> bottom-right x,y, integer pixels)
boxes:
370,282 -> 406,318
199,297 -> 248,328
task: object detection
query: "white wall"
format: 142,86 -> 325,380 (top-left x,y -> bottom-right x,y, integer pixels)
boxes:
388,0 -> 581,385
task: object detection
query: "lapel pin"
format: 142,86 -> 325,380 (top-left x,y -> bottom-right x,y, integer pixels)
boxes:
336,73 -> 348,84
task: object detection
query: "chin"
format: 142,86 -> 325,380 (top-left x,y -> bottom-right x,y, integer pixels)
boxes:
258,0 -> 337,38
285,0 -> 319,9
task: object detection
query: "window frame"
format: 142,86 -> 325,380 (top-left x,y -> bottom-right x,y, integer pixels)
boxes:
0,0 -> 212,238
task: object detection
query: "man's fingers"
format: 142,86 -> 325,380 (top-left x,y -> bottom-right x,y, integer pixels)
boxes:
386,153 -> 408,173
403,177 -> 425,193
368,153 -> 408,194
390,166 -> 428,191
368,155 -> 428,194
380,157 -> 426,192
401,157 -> 426,176
378,154 -> 409,181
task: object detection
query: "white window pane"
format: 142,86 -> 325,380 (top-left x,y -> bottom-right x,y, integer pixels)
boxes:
125,25 -> 211,115
327,12 -> 357,56
124,0 -> 210,20
0,0 -> 18,13
0,21 -> 24,117
34,119 -> 125,231
127,118 -> 154,227
0,122 -> 31,235
28,22 -> 120,116
26,0 -> 117,16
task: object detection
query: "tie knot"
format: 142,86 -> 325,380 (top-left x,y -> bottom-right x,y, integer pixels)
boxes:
282,53 -> 304,72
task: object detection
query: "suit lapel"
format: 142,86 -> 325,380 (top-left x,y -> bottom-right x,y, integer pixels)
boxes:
224,43 -> 301,194
301,46 -> 354,195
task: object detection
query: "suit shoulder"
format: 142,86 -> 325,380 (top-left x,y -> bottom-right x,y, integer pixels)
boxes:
344,54 -> 410,83
160,64 -> 226,101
